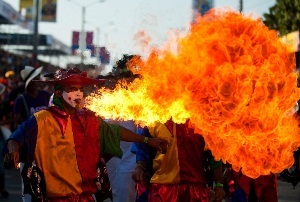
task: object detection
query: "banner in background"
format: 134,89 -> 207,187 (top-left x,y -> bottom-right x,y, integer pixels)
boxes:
99,47 -> 110,64
20,0 -> 34,21
72,31 -> 80,55
72,31 -> 95,55
20,0 -> 57,22
86,31 -> 94,55
41,0 -> 57,22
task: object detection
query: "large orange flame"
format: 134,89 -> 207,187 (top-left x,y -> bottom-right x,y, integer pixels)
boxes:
86,9 -> 300,178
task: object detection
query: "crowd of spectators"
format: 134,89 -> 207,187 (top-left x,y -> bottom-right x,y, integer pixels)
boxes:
0,48 -> 62,198
0,48 -> 60,80
0,48 -> 61,127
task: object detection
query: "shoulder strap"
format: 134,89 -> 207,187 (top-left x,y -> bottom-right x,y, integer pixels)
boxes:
19,94 -> 30,119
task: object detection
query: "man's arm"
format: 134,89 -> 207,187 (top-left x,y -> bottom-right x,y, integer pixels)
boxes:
100,119 -> 168,158
132,127 -> 154,183
121,127 -> 167,153
4,116 -> 38,169
4,139 -> 20,169
212,159 -> 226,202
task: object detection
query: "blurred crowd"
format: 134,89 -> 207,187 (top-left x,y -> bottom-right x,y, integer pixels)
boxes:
0,48 -> 60,128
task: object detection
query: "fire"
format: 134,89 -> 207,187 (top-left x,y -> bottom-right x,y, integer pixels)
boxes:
86,9 -> 300,178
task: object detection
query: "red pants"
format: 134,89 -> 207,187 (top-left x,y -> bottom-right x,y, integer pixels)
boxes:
148,183 -> 208,202
233,171 -> 278,201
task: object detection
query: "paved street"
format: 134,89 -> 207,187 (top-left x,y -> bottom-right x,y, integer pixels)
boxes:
1,168 -> 300,201
278,180 -> 300,202
1,169 -> 22,202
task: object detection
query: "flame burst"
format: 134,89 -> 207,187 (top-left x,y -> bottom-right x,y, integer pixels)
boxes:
86,9 -> 300,178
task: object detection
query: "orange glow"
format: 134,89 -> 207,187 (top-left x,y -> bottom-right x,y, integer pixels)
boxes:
86,9 -> 300,178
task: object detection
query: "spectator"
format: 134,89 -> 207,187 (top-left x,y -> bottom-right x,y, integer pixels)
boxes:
0,83 -> 9,198
13,66 -> 51,130
0,81 -> 12,140
12,66 -> 51,202
105,120 -> 137,202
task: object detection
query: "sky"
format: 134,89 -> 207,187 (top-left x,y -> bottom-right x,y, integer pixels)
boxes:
3,0 -> 276,67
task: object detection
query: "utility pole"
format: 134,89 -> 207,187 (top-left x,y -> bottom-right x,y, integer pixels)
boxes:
67,0 -> 106,69
33,0 -> 40,66
239,0 -> 243,12
80,6 -> 86,70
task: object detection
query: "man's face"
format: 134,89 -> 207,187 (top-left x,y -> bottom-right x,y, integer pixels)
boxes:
26,76 -> 41,92
62,85 -> 84,109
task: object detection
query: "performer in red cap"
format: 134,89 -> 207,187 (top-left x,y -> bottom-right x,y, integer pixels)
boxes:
3,67 -> 168,202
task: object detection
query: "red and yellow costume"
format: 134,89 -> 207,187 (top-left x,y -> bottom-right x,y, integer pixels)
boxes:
8,106 -> 123,201
135,119 -> 212,202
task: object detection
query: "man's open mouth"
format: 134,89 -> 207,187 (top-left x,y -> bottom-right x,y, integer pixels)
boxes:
74,99 -> 82,104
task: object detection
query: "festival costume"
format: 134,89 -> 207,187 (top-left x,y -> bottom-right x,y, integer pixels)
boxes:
5,68 -> 117,201
135,119 -> 209,202
8,103 -> 124,201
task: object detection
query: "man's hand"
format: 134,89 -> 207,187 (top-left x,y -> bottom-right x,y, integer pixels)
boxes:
132,166 -> 145,183
4,139 -> 20,169
147,138 -> 168,154
132,161 -> 146,183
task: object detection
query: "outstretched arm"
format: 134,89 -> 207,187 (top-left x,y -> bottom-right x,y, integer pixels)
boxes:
121,127 -> 168,154
100,119 -> 168,158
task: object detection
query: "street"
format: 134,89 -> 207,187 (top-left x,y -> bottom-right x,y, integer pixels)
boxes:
1,168 -> 300,201
2,169 -> 22,202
